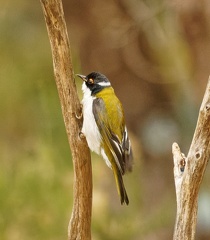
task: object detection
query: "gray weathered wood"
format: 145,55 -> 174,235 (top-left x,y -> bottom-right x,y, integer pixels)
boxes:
173,77 -> 210,240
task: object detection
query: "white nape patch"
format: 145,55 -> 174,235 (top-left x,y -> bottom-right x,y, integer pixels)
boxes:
82,82 -> 101,154
98,81 -> 111,87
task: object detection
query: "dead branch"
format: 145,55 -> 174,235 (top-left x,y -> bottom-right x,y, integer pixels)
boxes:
40,1 -> 92,239
172,77 -> 210,240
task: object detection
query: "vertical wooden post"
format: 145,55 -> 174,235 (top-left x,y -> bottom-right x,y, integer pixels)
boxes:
40,1 -> 92,239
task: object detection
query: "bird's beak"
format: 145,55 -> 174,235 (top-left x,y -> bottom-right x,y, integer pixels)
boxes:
76,74 -> 87,82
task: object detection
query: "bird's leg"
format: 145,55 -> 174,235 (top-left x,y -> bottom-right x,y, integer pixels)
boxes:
74,104 -> 85,139
75,104 -> 83,119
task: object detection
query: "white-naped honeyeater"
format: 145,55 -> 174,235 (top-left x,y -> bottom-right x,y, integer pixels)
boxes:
77,72 -> 133,205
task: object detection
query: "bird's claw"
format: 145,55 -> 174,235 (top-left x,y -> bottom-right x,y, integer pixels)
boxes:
75,104 -> 83,119
75,112 -> 83,119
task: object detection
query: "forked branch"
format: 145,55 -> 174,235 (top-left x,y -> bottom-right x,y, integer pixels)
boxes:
173,77 -> 210,240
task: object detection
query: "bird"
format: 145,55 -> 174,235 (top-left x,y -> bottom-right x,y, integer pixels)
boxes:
77,72 -> 133,205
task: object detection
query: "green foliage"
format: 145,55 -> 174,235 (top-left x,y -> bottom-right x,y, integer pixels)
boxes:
0,3 -> 73,239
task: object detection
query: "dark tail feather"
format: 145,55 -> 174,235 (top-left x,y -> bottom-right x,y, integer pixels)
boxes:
113,166 -> 129,205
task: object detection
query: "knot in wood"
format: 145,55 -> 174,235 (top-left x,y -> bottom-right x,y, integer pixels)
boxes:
195,151 -> 201,160
79,132 -> 85,139
180,157 -> 186,172
205,103 -> 210,112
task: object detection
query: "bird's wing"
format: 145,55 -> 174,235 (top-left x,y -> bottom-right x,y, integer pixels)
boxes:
122,127 -> 133,172
92,97 -> 125,174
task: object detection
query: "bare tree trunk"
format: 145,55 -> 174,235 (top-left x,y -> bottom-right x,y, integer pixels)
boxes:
40,1 -> 92,239
172,77 -> 210,240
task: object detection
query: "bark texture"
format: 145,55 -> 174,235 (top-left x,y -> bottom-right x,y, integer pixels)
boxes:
172,77 -> 210,240
40,1 -> 92,239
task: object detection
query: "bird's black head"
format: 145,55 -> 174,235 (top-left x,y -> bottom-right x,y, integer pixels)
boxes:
77,72 -> 111,95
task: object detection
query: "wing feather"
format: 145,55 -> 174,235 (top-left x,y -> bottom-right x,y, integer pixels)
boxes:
93,98 -> 131,174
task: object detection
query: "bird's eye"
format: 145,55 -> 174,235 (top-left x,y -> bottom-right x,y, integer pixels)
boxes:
88,78 -> 94,84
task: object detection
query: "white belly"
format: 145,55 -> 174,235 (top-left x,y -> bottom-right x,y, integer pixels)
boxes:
82,85 -> 101,154
81,83 -> 112,169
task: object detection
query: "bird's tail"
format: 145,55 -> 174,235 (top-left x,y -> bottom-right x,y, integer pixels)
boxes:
113,165 -> 129,205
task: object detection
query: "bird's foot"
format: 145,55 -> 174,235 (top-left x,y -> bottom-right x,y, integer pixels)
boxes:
75,104 -> 83,119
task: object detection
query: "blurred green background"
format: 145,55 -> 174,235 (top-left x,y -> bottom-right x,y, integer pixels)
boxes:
1,0 -> 210,239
